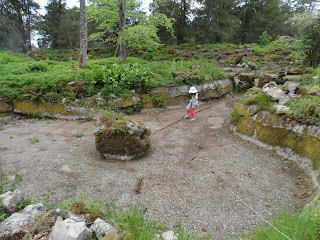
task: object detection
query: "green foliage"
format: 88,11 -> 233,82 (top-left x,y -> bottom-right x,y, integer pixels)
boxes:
31,137 -> 39,144
288,11 -> 320,67
99,111 -> 131,133
257,92 -> 272,109
0,173 -> 23,194
231,107 -> 241,121
41,188 -> 56,210
150,92 -> 165,107
259,31 -> 272,46
91,63 -> 155,97
73,131 -> 84,137
287,95 -> 320,124
87,0 -> 173,51
241,91 -> 272,110
242,207 -> 320,240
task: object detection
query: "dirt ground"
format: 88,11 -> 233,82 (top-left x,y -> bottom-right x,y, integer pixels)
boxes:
0,95 -> 314,239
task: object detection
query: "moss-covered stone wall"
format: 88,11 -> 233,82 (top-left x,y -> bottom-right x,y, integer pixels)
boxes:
1,79 -> 234,118
233,104 -> 320,189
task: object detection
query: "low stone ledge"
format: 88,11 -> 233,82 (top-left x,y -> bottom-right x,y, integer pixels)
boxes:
232,109 -> 320,188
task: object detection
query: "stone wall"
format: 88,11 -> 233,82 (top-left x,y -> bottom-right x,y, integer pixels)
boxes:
0,79 -> 234,119
232,103 -> 320,189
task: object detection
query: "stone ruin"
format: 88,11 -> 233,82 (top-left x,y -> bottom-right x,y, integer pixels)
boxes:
95,112 -> 151,160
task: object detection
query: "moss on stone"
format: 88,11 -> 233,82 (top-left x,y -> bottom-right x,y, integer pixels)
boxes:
0,99 -> 11,113
235,110 -> 320,165
13,100 -> 69,115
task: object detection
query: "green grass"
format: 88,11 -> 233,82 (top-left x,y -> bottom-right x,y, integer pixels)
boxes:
241,207 -> 320,240
287,95 -> 320,124
73,131 -> 84,138
59,194 -> 211,240
31,137 -> 39,143
0,50 -> 227,104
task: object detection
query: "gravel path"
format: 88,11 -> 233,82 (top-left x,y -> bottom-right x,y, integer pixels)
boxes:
0,95 -> 313,239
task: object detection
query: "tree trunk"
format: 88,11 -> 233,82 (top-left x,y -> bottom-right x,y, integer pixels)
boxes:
79,0 -> 87,68
205,0 -> 214,44
119,0 -> 126,61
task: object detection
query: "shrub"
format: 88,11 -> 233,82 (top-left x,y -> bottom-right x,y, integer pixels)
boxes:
231,107 -> 241,121
287,95 -> 320,124
91,63 -> 154,97
259,31 -> 273,46
151,92 -> 165,107
257,92 -> 272,109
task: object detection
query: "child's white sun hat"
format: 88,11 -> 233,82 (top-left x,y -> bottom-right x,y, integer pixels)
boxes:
189,86 -> 198,93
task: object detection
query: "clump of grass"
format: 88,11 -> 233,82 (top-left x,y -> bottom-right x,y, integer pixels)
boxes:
257,92 -> 272,109
241,207 -> 320,240
73,131 -> 84,138
231,107 -> 241,122
31,137 -> 39,144
150,92 -> 165,107
286,95 -> 320,124
99,111 -> 131,133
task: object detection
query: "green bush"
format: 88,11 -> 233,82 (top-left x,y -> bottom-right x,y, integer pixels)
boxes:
287,95 -> 320,124
231,107 -> 241,121
242,207 -> 320,240
257,92 -> 272,109
91,63 -> 154,97
151,92 -> 165,107
259,31 -> 273,46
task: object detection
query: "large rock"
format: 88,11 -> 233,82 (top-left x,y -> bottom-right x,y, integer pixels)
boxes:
90,218 -> 117,239
66,81 -> 87,93
0,189 -> 23,214
237,73 -> 255,90
95,112 -> 151,160
258,73 -> 278,88
49,217 -> 92,240
0,203 -> 46,239
283,81 -> 300,94
262,82 -> 285,101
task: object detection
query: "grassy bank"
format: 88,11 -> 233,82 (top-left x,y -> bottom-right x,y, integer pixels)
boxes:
0,49 -> 226,105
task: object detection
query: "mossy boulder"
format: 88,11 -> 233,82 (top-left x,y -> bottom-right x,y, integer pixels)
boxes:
258,73 -> 278,88
237,73 -> 255,90
95,112 -> 151,160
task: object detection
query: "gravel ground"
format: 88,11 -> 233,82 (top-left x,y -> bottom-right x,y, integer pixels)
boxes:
0,95 -> 314,239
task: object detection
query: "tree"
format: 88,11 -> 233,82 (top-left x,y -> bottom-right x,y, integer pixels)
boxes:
0,0 -> 39,50
79,0 -> 88,68
41,0 -> 67,48
289,11 -> 320,67
119,0 -> 126,61
235,0 -> 291,43
192,0 -> 238,44
87,0 -> 173,57
150,0 -> 191,44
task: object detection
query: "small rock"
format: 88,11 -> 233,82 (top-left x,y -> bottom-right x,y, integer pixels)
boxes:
66,81 -> 87,93
283,81 -> 300,94
0,189 -> 23,213
49,217 -> 92,240
162,231 -> 179,240
90,218 -> 117,239
0,203 -> 46,239
279,95 -> 290,105
275,105 -> 290,114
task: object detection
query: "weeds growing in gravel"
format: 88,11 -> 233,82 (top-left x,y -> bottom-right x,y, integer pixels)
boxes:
240,206 -> 320,240
73,131 -> 84,138
58,193 -> 213,240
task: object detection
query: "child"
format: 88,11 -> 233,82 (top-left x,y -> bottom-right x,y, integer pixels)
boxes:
184,86 -> 199,121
